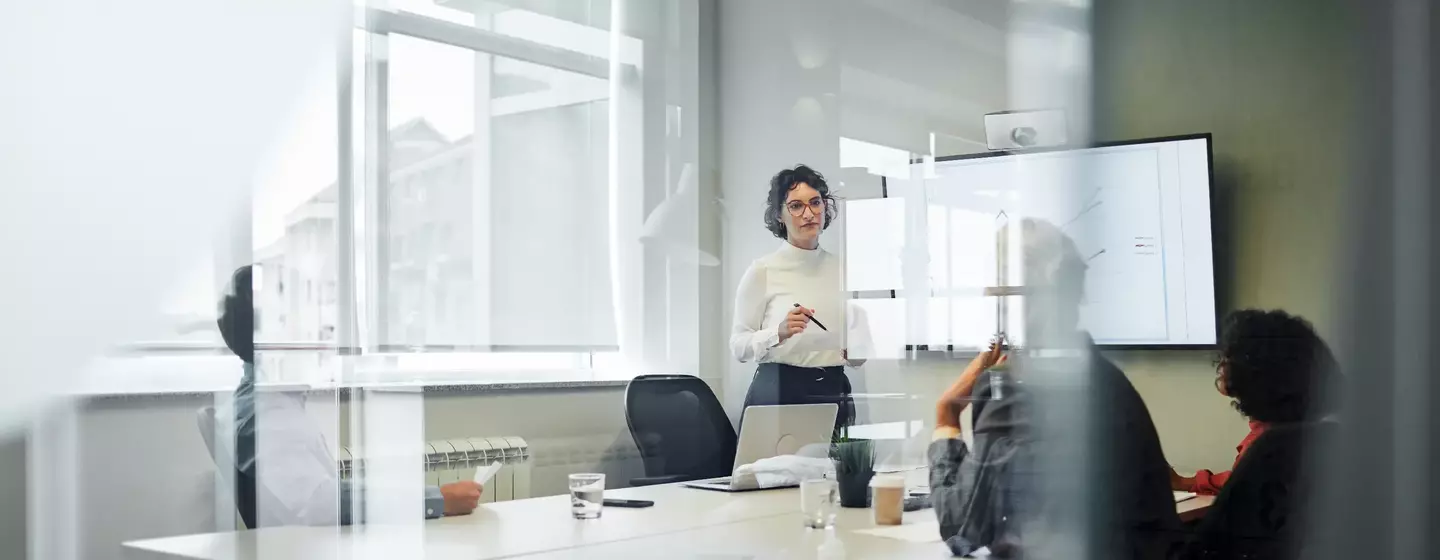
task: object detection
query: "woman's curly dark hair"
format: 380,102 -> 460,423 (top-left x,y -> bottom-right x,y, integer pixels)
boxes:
764,164 -> 838,240
1218,309 -> 1340,424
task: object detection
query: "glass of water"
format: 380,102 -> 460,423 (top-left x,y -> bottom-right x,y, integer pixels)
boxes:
569,473 -> 606,519
800,477 -> 838,529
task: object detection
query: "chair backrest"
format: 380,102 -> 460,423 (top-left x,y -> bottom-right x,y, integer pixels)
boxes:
624,374 -> 737,483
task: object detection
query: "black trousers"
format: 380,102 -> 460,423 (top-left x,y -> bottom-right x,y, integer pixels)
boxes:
740,363 -> 855,436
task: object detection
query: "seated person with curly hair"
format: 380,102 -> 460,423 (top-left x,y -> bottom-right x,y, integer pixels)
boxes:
1171,309 -> 1340,495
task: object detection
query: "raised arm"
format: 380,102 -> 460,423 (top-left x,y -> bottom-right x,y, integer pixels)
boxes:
929,371 -> 1023,557
935,339 -> 1008,436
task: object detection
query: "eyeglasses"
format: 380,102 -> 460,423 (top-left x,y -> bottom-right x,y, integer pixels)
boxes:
1212,355 -> 1227,393
786,198 -> 826,217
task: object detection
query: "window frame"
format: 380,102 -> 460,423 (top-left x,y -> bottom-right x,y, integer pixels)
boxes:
80,2 -> 701,394
346,6 -> 640,372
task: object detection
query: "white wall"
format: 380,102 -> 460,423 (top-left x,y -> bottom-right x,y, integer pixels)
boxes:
713,0 -> 1250,471
74,396 -> 222,560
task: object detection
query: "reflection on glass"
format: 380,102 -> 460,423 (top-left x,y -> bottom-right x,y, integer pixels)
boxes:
250,50 -> 339,385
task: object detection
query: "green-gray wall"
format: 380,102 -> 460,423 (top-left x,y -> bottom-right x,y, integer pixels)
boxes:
1091,0 -> 1359,468
1094,0 -> 1359,337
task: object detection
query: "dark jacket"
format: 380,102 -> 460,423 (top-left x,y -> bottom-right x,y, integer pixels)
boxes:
929,346 -> 1181,558
1175,421 -> 1337,560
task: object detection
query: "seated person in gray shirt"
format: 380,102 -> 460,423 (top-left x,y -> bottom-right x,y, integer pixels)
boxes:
929,219 -> 1180,558
220,265 -> 481,527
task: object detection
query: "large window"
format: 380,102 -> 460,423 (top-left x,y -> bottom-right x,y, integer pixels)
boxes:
378,31 -> 613,351
89,0 -> 702,392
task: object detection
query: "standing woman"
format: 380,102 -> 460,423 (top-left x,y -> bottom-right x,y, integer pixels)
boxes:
731,164 -> 862,433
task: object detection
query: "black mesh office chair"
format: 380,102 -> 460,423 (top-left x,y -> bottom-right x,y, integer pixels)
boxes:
624,374 -> 738,486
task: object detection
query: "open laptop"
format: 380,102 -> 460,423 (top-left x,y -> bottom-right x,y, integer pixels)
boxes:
684,403 -> 838,492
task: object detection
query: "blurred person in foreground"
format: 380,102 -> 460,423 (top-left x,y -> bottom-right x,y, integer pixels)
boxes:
1173,309 -> 1341,560
929,219 -> 1180,558
221,265 -> 481,527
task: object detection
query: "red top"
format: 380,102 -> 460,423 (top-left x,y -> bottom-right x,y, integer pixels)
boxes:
1186,420 -> 1268,495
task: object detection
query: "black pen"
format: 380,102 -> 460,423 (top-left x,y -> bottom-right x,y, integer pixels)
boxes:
793,303 -> 828,331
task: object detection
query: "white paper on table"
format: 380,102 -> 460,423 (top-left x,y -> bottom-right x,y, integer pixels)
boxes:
474,462 -> 503,486
853,520 -> 942,543
1173,491 -> 1197,503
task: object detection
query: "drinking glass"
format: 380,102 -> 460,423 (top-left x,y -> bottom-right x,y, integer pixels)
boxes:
800,477 -> 839,529
569,473 -> 606,519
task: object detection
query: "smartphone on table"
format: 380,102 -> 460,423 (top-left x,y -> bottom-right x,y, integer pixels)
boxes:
602,498 -> 655,508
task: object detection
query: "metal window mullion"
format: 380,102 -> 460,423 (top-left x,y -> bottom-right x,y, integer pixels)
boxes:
337,5 -> 359,371
636,2 -> 669,371
470,10 -> 494,355
359,8 -> 610,80
609,0 -> 647,369
364,29 -> 391,351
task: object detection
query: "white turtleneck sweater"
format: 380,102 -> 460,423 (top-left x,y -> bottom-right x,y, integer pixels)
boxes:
730,241 -> 866,368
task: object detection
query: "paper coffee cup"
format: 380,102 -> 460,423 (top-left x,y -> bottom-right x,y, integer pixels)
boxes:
869,474 -> 905,525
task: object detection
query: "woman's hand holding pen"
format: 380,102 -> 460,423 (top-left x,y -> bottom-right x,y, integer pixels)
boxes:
779,305 -> 814,342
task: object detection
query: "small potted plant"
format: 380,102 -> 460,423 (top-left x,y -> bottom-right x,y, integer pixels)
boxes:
831,430 -> 874,508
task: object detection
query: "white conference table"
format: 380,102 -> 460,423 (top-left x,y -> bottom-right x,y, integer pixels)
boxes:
124,473 -> 1214,560
513,506 -> 947,559
124,482 -> 804,560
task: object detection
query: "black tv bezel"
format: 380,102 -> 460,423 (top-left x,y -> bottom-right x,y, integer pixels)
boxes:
876,132 -> 1219,352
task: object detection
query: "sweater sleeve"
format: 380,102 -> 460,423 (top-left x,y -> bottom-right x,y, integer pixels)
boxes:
729,262 -> 781,363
